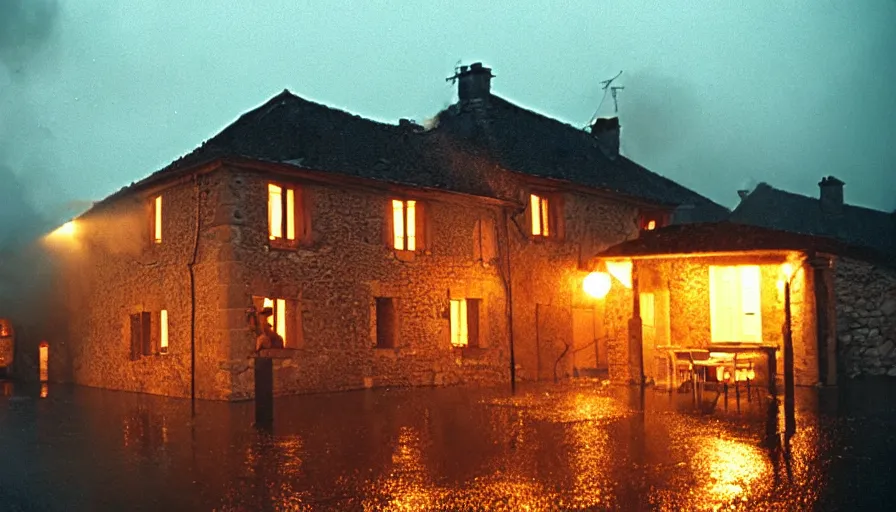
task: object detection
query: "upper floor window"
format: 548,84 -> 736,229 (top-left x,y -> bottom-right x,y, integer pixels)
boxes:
638,210 -> 669,232
386,199 -> 429,252
528,192 -> 564,239
268,183 -> 311,248
530,194 -> 550,236
151,195 -> 162,244
392,199 -> 417,251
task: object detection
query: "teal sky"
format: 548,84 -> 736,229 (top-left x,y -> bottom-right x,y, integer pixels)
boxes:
2,0 -> 895,231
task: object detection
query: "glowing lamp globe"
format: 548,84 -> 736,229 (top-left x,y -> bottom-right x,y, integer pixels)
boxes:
584,272 -> 612,299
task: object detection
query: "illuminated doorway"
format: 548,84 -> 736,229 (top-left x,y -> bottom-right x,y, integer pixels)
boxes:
39,341 -> 49,382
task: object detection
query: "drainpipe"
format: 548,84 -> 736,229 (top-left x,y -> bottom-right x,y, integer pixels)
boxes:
502,208 -> 516,393
188,175 -> 201,414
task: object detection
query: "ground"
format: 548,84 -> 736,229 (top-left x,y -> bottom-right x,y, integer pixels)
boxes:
2,379 -> 895,511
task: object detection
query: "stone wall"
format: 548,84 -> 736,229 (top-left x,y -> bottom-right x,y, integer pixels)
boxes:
834,257 -> 896,378
222,168 -> 511,398
221,166 -> 641,397
39,171 -> 234,399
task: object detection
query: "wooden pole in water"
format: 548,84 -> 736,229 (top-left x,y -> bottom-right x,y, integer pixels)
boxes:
783,280 -> 796,434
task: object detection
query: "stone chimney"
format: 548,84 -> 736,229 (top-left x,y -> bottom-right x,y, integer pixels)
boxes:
453,62 -> 494,100
818,176 -> 845,215
591,117 -> 620,159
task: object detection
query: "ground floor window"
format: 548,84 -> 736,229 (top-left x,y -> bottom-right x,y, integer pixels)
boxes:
252,296 -> 302,348
709,265 -> 762,342
450,298 -> 481,348
375,297 -> 399,348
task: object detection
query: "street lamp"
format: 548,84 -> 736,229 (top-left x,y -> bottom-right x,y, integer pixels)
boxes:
583,271 -> 612,299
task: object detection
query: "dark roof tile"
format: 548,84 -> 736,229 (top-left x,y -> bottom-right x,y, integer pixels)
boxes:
730,183 -> 896,256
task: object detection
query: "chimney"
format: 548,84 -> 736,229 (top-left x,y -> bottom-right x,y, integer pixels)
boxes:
818,176 -> 845,215
452,62 -> 494,100
591,117 -> 620,159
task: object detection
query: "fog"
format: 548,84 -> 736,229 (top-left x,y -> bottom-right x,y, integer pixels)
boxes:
1,0 -> 895,241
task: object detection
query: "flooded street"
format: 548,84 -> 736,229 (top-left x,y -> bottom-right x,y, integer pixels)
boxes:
2,380 -> 895,511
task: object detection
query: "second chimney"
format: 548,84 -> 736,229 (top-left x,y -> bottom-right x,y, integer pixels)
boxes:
818,176 -> 845,215
591,117 -> 621,159
455,62 -> 494,100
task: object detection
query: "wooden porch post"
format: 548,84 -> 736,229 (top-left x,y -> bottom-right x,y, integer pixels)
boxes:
810,255 -> 837,386
628,262 -> 644,386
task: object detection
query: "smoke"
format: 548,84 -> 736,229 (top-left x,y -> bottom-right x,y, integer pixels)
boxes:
0,0 -> 67,363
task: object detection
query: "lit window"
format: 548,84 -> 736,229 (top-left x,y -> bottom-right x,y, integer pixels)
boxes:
709,265 -> 762,343
450,299 -> 468,347
530,194 -> 550,236
160,310 -> 169,354
646,220 -> 656,230
450,299 -> 481,348
262,298 -> 287,341
268,184 -> 298,243
152,195 -> 162,244
392,199 -> 417,251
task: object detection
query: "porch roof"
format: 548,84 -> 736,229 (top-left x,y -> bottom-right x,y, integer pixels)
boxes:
596,221 -> 883,261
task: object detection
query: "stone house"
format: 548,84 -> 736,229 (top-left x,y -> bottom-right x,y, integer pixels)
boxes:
593,177 -> 896,389
32,63 -> 726,400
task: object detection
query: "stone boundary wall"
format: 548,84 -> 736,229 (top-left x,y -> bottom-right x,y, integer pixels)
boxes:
835,257 -> 896,377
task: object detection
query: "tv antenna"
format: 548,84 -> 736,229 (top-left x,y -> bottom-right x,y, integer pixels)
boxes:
587,70 -> 624,126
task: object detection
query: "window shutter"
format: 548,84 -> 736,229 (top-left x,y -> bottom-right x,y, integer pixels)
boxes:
481,216 -> 496,261
473,219 -> 482,260
129,314 -> 141,360
383,200 -> 394,248
140,312 -> 152,356
415,201 -> 431,251
524,195 -> 534,237
467,299 -> 480,348
287,299 -> 303,348
298,188 -> 313,245
551,194 -> 566,239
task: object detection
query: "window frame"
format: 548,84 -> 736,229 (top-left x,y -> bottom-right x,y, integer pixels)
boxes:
527,191 -> 565,240
638,209 -> 670,232
374,297 -> 399,349
150,194 -> 163,245
267,182 -> 311,250
449,298 -> 482,349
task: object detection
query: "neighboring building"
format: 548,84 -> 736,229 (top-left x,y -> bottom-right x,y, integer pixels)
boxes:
594,177 -> 896,388
32,63 -> 726,400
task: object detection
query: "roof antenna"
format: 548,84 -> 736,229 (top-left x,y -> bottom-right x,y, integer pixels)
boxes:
446,59 -> 463,85
587,70 -> 624,127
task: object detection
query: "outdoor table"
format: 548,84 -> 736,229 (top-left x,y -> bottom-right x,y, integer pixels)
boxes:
703,343 -> 779,396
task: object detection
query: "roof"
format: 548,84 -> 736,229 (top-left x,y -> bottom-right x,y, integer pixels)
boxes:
597,222 -> 857,258
90,88 -> 729,217
597,221 -> 896,268
729,182 -> 896,256
433,95 -> 730,221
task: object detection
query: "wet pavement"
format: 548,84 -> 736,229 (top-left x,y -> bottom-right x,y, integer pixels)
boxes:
2,379 -> 895,512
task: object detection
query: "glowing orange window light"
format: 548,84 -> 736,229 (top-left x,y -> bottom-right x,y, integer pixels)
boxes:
285,188 -> 296,240
268,184 -> 283,240
262,298 -> 287,341
530,194 -> 550,236
391,200 -> 416,251
646,220 -> 656,230
153,195 -> 162,243
450,299 -> 468,347
39,341 -> 49,382
160,309 -> 169,353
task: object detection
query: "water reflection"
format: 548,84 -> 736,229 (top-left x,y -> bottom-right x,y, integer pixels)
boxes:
1,382 -> 892,511
40,382 -> 48,398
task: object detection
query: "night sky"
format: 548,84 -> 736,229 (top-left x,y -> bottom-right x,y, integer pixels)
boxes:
2,0 -> 894,240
